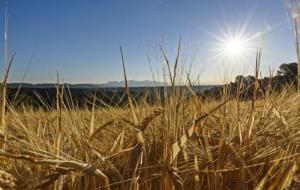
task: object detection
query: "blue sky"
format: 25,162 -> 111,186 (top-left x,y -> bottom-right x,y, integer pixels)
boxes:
1,0 -> 297,84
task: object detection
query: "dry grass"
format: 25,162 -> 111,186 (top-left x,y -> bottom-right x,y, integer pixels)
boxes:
0,77 -> 298,189
0,2 -> 298,188
0,43 -> 297,190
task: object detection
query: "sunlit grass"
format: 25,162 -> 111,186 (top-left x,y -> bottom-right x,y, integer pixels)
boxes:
0,46 -> 298,189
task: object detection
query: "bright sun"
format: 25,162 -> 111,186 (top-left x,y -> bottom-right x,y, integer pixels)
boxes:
224,39 -> 245,56
210,26 -> 262,63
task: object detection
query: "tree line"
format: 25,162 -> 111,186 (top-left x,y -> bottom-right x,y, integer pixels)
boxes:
201,62 -> 298,99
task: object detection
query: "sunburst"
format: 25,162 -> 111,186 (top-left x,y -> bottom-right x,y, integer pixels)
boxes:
209,24 -> 265,64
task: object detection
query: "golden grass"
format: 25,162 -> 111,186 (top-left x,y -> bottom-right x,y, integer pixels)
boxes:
0,84 -> 298,189
0,4 -> 298,188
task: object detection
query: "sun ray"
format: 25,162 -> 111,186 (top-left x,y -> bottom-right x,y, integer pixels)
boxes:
208,24 -> 266,65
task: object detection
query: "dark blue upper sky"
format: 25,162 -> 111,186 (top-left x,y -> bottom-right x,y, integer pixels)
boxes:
2,0 -> 297,84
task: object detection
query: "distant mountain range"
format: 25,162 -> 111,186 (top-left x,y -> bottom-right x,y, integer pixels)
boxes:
98,80 -> 165,88
6,80 -> 166,89
6,80 -> 216,90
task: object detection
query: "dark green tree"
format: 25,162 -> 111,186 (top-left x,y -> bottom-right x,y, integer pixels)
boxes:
277,63 -> 297,79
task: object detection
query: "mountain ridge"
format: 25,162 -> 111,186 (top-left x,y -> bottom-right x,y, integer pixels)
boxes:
6,80 -> 215,88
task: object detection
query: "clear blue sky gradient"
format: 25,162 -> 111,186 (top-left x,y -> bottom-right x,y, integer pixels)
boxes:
1,0 -> 297,84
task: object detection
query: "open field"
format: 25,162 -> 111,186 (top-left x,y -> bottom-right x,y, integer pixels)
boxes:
0,83 -> 299,189
0,31 -> 298,190
1,1 -> 300,189
0,26 -> 299,190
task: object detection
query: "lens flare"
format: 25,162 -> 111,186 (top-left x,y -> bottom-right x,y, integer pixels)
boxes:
208,24 -> 265,64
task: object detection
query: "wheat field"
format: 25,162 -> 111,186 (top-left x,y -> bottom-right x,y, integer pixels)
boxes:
0,73 -> 299,189
0,1 -> 299,189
